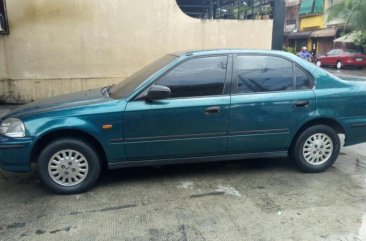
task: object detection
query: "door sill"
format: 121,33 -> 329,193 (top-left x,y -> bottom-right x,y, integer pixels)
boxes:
108,151 -> 288,169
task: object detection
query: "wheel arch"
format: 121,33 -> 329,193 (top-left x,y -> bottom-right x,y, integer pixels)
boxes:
30,129 -> 108,168
289,118 -> 345,151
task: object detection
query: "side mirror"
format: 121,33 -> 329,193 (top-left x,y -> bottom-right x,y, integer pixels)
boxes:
145,85 -> 171,101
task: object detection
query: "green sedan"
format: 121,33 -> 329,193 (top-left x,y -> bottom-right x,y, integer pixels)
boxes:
1,49 -> 365,194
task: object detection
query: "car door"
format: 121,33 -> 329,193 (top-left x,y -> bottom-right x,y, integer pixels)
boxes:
329,49 -> 340,65
322,50 -> 335,65
332,49 -> 342,65
123,55 -> 232,161
227,55 -> 316,154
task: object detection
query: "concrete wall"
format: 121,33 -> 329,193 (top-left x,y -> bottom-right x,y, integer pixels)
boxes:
0,0 -> 273,103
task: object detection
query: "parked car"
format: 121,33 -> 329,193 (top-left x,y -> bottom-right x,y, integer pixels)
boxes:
1,49 -> 366,194
315,48 -> 366,69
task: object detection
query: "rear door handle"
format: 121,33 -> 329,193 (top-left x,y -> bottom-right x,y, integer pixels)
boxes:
294,100 -> 310,108
205,106 -> 221,114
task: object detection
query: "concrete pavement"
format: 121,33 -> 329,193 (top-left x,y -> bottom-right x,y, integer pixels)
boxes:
1,135 -> 366,241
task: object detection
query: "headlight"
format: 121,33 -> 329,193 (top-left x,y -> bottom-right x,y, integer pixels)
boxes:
0,118 -> 25,138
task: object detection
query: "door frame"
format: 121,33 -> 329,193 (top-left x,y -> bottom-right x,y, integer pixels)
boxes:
128,54 -> 234,102
231,53 -> 315,94
122,54 -> 235,161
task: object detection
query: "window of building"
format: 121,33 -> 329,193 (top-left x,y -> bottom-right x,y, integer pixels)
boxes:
236,56 -> 293,93
0,0 -> 9,34
156,56 -> 228,98
176,0 -> 274,20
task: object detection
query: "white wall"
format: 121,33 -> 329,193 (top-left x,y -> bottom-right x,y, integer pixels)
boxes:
0,0 -> 273,103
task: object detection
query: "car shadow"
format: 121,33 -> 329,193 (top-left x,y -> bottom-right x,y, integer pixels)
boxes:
0,157 -> 296,195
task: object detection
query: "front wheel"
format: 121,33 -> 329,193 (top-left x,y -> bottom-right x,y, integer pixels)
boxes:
37,138 -> 101,194
290,125 -> 340,173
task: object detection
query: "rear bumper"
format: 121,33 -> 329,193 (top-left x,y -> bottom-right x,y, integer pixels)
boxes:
0,135 -> 34,172
344,59 -> 366,67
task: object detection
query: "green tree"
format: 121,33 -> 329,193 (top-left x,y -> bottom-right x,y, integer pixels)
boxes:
354,32 -> 366,50
326,0 -> 366,50
326,0 -> 366,31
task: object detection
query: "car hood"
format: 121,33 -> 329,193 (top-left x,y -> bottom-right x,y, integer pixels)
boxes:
5,88 -> 111,119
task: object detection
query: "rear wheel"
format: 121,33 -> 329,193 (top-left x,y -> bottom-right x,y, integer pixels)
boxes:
316,60 -> 322,67
336,61 -> 343,69
37,138 -> 101,194
290,125 -> 340,172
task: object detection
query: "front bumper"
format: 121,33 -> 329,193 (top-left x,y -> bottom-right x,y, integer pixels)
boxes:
0,135 -> 34,172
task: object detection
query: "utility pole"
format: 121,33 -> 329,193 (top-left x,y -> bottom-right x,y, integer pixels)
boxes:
209,0 -> 214,19
0,0 -> 9,34
271,0 -> 285,50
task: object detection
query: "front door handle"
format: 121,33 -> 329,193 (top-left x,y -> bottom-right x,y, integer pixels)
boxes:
205,106 -> 221,114
294,100 -> 310,108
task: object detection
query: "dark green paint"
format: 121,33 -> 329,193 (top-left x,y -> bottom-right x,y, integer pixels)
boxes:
1,49 -> 366,172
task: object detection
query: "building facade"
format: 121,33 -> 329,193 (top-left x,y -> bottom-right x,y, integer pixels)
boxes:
0,0 -> 273,103
284,0 -> 343,55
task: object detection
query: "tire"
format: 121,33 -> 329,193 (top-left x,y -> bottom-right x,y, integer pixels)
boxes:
290,125 -> 340,173
316,60 -> 322,67
336,61 -> 343,69
37,138 -> 101,194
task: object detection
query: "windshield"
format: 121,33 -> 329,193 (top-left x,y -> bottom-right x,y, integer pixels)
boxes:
110,55 -> 178,99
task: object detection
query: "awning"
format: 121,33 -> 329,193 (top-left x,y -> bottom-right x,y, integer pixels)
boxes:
311,28 -> 337,38
299,0 -> 324,15
327,18 -> 346,27
289,31 -> 313,39
299,0 -> 314,15
334,31 -> 361,43
313,0 -> 324,14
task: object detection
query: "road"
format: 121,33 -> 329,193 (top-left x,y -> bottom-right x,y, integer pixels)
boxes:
2,71 -> 366,240
326,67 -> 366,79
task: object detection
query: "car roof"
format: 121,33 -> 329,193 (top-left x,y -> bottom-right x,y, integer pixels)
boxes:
172,49 -> 291,58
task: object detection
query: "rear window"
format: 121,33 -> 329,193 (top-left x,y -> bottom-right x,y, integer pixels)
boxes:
345,49 -> 362,54
236,56 -> 293,93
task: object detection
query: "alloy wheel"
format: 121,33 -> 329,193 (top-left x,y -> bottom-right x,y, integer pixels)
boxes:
48,149 -> 89,186
302,133 -> 333,165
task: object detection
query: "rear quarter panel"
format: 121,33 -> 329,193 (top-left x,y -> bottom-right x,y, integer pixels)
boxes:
314,69 -> 366,146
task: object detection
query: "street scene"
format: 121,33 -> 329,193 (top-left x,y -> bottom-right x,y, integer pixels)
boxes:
1,0 -> 366,240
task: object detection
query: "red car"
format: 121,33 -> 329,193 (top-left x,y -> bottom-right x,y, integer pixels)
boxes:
315,49 -> 366,69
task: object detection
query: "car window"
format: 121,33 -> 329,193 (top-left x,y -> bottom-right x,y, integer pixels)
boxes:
335,49 -> 343,55
327,50 -> 335,56
110,55 -> 178,99
295,66 -> 312,89
345,49 -> 362,54
236,56 -> 293,93
155,56 -> 228,98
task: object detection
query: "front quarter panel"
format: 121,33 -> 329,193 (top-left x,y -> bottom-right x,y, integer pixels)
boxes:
22,99 -> 127,164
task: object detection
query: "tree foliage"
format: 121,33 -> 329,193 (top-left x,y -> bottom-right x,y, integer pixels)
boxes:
326,0 -> 366,31
354,32 -> 366,50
